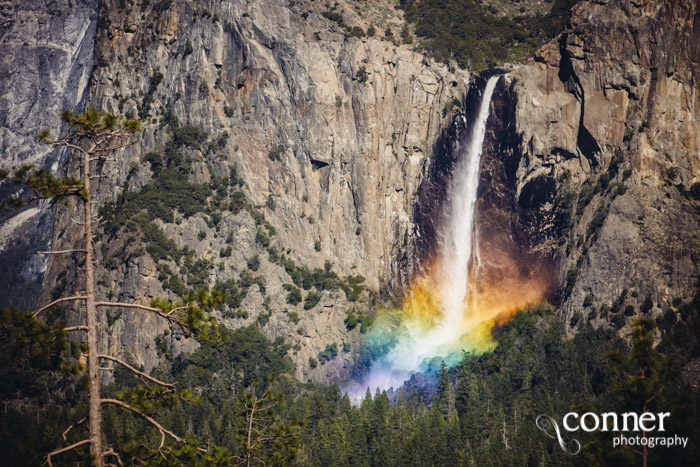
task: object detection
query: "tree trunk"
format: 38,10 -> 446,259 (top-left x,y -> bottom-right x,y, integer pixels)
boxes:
642,402 -> 648,467
246,398 -> 256,467
83,146 -> 103,466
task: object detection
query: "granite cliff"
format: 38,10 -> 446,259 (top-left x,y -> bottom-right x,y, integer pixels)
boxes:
481,0 -> 700,332
0,0 -> 97,309
8,0 -> 466,382
409,0 -> 700,339
2,0 -> 700,383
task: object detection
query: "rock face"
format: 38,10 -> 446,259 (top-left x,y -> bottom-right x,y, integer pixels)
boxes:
494,0 -> 700,329
4,0 -> 700,381
32,0 -> 466,382
414,0 -> 700,336
0,0 -> 97,309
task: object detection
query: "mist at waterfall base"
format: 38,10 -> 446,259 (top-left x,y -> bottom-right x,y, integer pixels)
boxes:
346,77 -> 548,399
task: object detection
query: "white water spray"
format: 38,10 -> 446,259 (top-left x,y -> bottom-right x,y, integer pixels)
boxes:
347,76 -> 500,398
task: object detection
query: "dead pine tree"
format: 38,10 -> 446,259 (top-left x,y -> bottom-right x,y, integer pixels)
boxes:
2,109 -> 221,466
235,380 -> 301,467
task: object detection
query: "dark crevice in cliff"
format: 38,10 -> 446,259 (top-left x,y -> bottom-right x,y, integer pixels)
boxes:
478,77 -> 558,304
411,77 -> 489,275
558,34 -> 600,167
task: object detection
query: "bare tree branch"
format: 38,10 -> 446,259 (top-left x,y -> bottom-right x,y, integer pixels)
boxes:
95,301 -> 179,326
103,448 -> 123,467
52,139 -> 88,157
95,301 -> 163,314
95,301 -> 203,336
62,417 -> 87,442
32,295 -> 87,318
37,249 -> 87,255
101,398 -> 205,455
46,439 -> 90,467
165,305 -> 189,316
93,143 -> 133,153
64,326 -> 88,332
98,354 -> 174,388
645,384 -> 666,405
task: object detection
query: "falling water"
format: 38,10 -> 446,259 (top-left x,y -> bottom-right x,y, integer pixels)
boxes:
438,75 -> 499,323
347,76 -> 501,397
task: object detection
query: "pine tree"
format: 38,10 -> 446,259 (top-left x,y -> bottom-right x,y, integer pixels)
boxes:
603,316 -> 679,467
437,360 -> 451,419
369,389 -> 390,466
2,110 -> 221,466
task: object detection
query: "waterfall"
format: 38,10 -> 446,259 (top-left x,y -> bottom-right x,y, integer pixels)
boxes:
347,76 -> 500,398
438,75 -> 499,324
